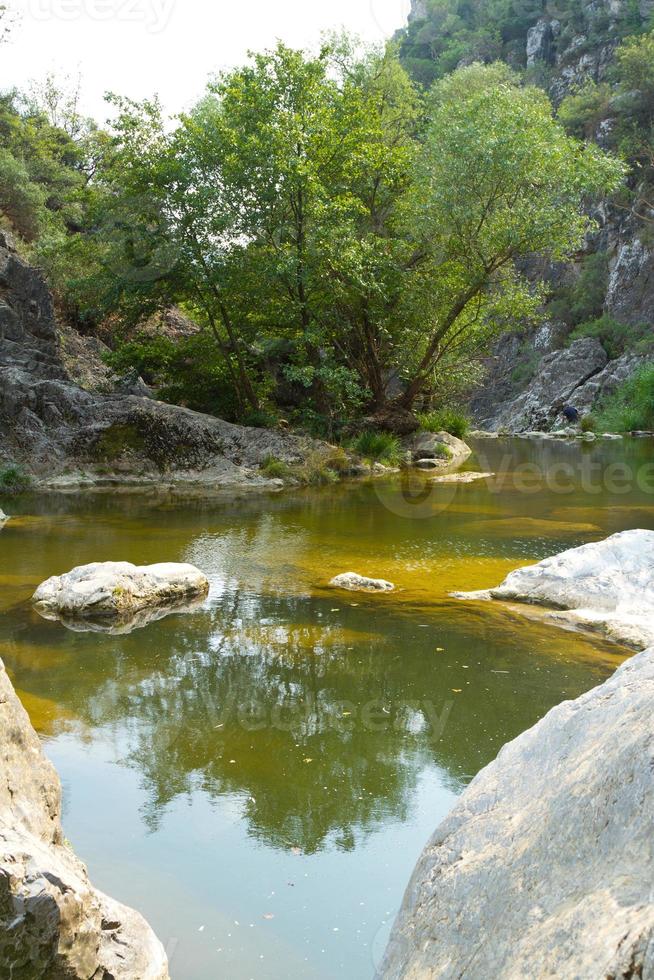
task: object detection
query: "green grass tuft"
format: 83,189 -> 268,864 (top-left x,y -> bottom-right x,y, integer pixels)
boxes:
350,430 -> 402,465
595,365 -> 654,432
417,409 -> 469,439
0,465 -> 32,495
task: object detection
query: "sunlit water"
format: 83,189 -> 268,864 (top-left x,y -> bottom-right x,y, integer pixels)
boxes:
2,436 -> 653,980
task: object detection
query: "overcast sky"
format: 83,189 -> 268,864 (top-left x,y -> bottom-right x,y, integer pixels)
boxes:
2,0 -> 409,121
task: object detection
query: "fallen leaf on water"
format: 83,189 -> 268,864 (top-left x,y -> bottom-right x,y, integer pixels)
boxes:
342,711 -> 352,716
304,758 -> 313,763
452,689 -> 463,694
263,913 -> 275,920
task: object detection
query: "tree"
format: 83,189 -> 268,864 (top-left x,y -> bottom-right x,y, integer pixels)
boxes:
65,48 -> 623,430
79,40 -> 423,425
384,63 -> 624,413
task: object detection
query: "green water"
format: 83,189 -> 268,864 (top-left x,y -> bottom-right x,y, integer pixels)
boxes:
2,436 -> 652,980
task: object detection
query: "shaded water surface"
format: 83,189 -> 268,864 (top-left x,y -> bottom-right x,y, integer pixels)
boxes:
1,436 -> 651,980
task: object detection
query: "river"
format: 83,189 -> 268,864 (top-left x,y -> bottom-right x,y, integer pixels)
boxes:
2,435 -> 652,979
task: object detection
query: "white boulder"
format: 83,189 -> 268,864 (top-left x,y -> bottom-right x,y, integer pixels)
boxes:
379,647 -> 654,979
33,561 -> 209,621
0,509 -> 7,524
329,572 -> 395,593
455,529 -> 654,649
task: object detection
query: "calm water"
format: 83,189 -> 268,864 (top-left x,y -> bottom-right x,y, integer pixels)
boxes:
1,436 -> 652,980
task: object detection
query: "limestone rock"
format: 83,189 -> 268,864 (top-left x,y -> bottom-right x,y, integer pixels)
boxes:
404,431 -> 471,467
431,471 -> 494,484
0,658 -> 169,978
33,561 -> 209,622
606,238 -> 654,324
329,573 -> 395,593
485,338 -> 608,433
407,0 -> 428,21
526,18 -> 556,65
457,529 -> 654,649
378,646 -> 654,979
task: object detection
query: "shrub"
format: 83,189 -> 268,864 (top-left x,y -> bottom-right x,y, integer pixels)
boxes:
293,450 -> 341,486
104,333 -> 251,422
595,364 -> 654,432
548,253 -> 609,328
260,456 -> 290,479
242,409 -> 277,429
0,465 -> 32,494
580,414 -> 597,433
350,430 -> 402,465
417,409 -> 470,439
568,315 -> 653,360
321,446 -> 351,475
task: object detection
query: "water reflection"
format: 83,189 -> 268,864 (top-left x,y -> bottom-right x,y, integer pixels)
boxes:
2,583 -> 623,854
0,437 -> 648,979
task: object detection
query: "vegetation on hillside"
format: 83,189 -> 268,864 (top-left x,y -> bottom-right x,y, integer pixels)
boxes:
595,364 -> 654,432
0,23 -> 627,434
396,0 -> 647,88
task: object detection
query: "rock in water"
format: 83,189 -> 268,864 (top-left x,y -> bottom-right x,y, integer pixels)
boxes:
0,509 -> 7,523
431,471 -> 494,484
455,529 -> 654,649
33,561 -> 209,621
404,431 -> 471,468
378,647 -> 654,980
329,573 -> 395,593
0,658 -> 170,978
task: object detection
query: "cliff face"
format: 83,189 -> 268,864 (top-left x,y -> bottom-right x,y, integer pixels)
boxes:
0,233 -> 319,488
0,657 -> 170,978
401,0 -> 654,432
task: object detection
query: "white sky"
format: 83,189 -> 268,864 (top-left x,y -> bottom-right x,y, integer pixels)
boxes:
2,0 -> 410,122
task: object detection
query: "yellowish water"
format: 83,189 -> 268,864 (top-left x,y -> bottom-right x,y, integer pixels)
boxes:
0,435 -> 650,980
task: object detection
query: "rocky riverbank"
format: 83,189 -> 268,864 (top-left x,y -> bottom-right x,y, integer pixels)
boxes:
379,645 -> 654,979
0,233 -> 327,492
0,657 -> 170,978
454,529 -> 654,649
379,530 -> 654,977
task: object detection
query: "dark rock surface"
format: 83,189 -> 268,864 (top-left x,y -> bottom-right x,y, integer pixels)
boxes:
0,236 -> 319,489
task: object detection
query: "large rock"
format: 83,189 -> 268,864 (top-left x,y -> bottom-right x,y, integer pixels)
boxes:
485,338 -> 608,432
0,237 -> 323,489
379,646 -> 654,980
33,561 -> 209,623
572,349 -> 646,415
526,18 -> 557,66
606,237 -> 654,325
456,529 -> 654,649
403,431 -> 471,468
0,658 -> 169,978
